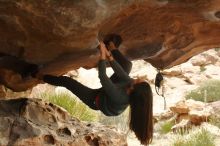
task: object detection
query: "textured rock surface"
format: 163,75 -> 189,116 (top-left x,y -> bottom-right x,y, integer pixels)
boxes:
1,0 -> 220,91
170,99 -> 214,125
162,100 -> 220,134
0,98 -> 127,146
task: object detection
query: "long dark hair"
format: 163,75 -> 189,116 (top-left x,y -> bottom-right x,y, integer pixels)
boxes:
129,82 -> 153,145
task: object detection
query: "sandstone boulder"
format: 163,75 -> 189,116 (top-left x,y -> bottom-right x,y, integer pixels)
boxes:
170,99 -> 214,125
0,98 -> 127,146
204,65 -> 220,80
190,50 -> 219,66
170,100 -> 190,114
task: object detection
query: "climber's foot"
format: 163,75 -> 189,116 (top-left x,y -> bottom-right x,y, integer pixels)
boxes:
21,64 -> 39,78
103,34 -> 122,50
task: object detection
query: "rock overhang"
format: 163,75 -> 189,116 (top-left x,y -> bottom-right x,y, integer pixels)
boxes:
0,0 -> 220,91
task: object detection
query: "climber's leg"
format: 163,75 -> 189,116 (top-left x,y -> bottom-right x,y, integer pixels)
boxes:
43,75 -> 99,110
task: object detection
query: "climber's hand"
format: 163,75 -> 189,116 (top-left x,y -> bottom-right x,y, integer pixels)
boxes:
99,42 -> 108,60
105,50 -> 114,61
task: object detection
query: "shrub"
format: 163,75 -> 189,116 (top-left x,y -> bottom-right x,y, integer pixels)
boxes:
158,120 -> 174,134
185,79 -> 220,102
200,66 -> 206,72
172,128 -> 215,146
214,48 -> 220,52
209,115 -> 220,129
40,92 -> 98,122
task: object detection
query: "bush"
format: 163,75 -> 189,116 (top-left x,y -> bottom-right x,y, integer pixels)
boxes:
200,66 -> 206,72
158,120 -> 174,134
214,48 -> 220,52
185,79 -> 220,102
40,92 -> 98,122
172,128 -> 215,146
209,115 -> 220,129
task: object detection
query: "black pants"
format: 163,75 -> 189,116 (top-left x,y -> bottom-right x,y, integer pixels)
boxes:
43,50 -> 132,110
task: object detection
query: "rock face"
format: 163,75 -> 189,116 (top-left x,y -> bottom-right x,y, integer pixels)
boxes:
170,99 -> 214,125
1,0 -> 220,91
161,99 -> 220,134
0,98 -> 127,146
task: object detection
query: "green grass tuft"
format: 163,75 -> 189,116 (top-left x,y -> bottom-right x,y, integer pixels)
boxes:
172,128 -> 215,146
40,92 -> 98,122
185,79 -> 220,102
214,48 -> 220,52
200,66 -> 206,72
209,115 -> 220,129
159,120 -> 174,134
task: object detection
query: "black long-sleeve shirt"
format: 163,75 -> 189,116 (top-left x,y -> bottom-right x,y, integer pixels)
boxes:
98,60 -> 132,116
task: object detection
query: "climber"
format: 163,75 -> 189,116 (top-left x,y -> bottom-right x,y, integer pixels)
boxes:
35,34 -> 153,145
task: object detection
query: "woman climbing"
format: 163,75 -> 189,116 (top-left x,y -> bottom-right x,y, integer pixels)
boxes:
36,35 -> 153,145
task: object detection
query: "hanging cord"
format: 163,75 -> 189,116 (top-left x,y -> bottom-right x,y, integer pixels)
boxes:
155,69 -> 166,110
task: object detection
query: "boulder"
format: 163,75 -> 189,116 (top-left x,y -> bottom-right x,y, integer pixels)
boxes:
203,65 -> 220,80
170,99 -> 214,125
189,109 -> 211,125
190,50 -> 219,66
1,0 -> 220,91
162,66 -> 183,77
208,100 -> 220,113
0,98 -> 127,146
170,100 -> 190,114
